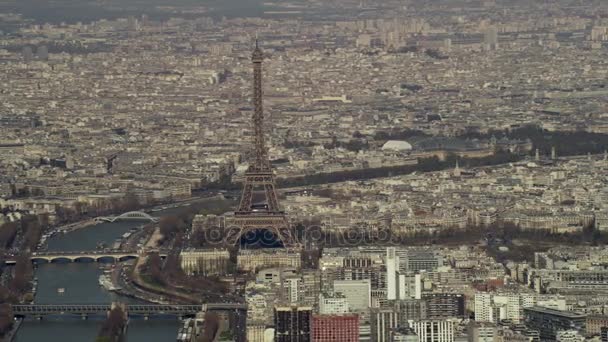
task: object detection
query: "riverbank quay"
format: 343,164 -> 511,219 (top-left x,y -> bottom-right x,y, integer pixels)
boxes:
3,317 -> 22,342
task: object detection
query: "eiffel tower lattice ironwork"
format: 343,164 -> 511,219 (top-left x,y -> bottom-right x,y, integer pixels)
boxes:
227,41 -> 295,247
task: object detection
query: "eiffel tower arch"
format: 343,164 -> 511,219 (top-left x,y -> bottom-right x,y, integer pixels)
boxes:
227,41 -> 296,247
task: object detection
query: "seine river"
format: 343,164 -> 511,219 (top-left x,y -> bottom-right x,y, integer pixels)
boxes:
15,197 -> 231,341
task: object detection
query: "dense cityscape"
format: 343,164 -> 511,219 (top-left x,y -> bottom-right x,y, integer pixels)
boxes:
1,0 -> 608,341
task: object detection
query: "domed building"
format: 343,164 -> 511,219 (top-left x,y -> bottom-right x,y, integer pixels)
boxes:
381,140 -> 413,152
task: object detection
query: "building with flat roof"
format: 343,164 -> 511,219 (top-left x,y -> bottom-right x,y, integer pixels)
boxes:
409,319 -> 455,342
333,279 -> 371,315
586,314 -> 608,336
274,305 -> 312,342
523,306 -> 585,341
312,314 -> 359,341
238,248 -> 302,273
179,248 -> 230,276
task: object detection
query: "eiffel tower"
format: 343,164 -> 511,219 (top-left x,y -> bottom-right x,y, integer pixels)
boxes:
226,41 -> 295,247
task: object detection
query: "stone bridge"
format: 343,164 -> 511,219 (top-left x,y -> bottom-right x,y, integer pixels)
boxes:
4,250 -> 167,264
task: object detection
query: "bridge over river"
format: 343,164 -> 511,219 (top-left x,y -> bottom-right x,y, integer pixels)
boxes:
4,250 -> 168,265
12,303 -> 247,319
94,211 -> 159,223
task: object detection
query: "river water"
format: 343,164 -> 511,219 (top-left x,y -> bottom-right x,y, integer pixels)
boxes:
14,197 -> 232,341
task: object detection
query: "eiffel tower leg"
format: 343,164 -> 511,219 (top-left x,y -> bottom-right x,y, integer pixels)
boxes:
264,183 -> 280,212
274,218 -> 295,247
238,183 -> 254,212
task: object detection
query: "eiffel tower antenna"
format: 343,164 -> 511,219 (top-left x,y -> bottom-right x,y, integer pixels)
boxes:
227,40 -> 295,247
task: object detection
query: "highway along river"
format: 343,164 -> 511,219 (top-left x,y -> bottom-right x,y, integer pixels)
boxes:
13,196 -> 231,342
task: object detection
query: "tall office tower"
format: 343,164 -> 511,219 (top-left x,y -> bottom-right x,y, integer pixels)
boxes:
285,277 -> 301,304
387,247 -> 399,300
274,305 -> 312,342
312,314 -> 359,341
229,41 -> 294,247
414,274 -> 422,300
370,308 -> 402,342
475,293 -> 493,322
409,320 -> 456,342
399,274 -> 407,299
483,27 -> 499,50
395,274 -> 419,300
334,279 -> 371,315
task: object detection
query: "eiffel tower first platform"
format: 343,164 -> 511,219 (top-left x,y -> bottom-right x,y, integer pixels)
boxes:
224,41 -> 296,247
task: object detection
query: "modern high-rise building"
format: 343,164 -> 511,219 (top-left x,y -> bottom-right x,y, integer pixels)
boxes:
423,293 -> 465,319
312,314 -> 359,341
274,305 -> 312,342
414,274 -> 422,300
387,247 -> 399,300
404,249 -> 443,272
286,277 -> 301,304
474,293 -> 493,322
409,320 -> 455,342
395,273 -> 422,300
370,308 -> 402,342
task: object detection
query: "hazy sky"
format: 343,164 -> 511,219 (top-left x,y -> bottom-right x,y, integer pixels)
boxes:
1,0 -> 271,24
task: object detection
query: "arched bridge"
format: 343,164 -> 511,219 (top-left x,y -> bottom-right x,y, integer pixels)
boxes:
4,250 -> 167,264
11,303 -> 247,318
95,211 -> 159,223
